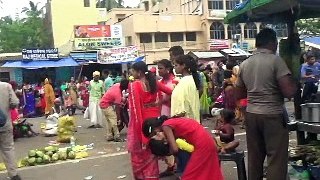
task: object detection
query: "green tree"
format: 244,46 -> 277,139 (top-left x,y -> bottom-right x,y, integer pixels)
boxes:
0,1 -> 51,53
96,0 -> 123,10
296,18 -> 320,36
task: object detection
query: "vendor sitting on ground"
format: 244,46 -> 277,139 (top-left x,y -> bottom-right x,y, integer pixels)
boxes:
11,108 -> 38,139
52,98 -> 67,117
214,109 -> 239,153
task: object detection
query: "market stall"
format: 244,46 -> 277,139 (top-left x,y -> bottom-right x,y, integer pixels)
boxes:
2,57 -> 79,84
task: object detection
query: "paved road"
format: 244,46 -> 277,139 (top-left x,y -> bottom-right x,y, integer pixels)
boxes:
0,102 -> 297,180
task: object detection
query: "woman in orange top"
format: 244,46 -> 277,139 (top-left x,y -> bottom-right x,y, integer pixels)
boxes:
43,78 -> 55,116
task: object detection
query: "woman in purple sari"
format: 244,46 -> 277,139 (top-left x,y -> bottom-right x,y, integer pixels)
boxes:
23,84 -> 36,117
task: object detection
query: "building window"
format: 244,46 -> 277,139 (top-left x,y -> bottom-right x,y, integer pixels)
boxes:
227,24 -> 241,39
84,0 -> 90,7
208,0 -> 223,10
210,22 -> 225,39
155,33 -> 168,42
170,33 -> 183,42
226,0 -> 240,10
244,23 -> 257,39
0,72 -> 10,82
118,18 -> 125,22
273,24 -> 288,37
186,32 -> 197,41
140,33 -> 152,43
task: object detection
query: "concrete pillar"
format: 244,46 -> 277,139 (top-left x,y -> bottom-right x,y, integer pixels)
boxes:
152,33 -> 156,49
256,22 -> 262,33
224,24 -> 229,39
240,23 -> 245,41
223,0 -> 227,11
168,33 -> 172,47
183,32 -> 187,47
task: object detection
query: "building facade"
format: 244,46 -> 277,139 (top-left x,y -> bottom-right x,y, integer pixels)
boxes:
46,0 -> 287,64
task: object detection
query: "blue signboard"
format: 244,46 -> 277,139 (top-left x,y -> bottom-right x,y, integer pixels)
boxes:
22,48 -> 59,60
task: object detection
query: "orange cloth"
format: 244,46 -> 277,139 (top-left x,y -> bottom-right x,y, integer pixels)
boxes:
44,79 -> 55,114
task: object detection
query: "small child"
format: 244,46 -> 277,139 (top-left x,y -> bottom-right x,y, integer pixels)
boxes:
214,109 -> 239,153
64,88 -> 75,115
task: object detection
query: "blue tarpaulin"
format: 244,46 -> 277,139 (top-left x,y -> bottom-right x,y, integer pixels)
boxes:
1,57 -> 79,69
304,37 -> 320,49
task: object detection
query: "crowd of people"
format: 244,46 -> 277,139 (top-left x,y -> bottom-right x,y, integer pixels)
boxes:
0,27 -> 319,180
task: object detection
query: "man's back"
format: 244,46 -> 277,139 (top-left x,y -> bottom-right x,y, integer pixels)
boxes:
0,82 -> 19,131
238,49 -> 291,114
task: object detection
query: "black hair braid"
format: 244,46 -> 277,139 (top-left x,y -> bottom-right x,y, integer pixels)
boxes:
145,71 -> 157,94
188,56 -> 201,90
132,61 -> 157,94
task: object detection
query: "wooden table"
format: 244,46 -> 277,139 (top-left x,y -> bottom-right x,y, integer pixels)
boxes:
289,121 -> 320,145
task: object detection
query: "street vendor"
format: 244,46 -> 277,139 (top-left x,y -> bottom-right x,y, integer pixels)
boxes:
301,51 -> 320,103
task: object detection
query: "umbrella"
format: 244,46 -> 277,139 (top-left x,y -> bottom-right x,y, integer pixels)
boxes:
224,0 -> 320,24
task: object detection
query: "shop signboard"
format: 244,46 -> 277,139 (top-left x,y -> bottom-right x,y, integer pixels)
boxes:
22,48 -> 59,60
74,25 -> 123,50
98,46 -> 138,64
74,37 -> 124,50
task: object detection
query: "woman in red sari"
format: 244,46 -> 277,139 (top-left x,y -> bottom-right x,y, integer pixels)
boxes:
79,77 -> 90,109
142,116 -> 224,180
128,61 -> 172,180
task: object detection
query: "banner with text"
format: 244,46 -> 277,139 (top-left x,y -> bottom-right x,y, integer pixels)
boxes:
74,25 -> 111,38
74,37 -> 124,50
98,46 -> 138,64
22,48 -> 59,60
74,25 -> 123,50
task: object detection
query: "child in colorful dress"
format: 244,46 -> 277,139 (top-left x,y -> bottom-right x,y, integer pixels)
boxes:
213,109 -> 240,153
64,88 -> 75,115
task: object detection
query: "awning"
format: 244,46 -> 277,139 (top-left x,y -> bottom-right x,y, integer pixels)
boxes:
191,51 -> 225,59
1,57 -> 79,69
224,0 -> 320,24
115,56 -> 145,64
304,37 -> 320,49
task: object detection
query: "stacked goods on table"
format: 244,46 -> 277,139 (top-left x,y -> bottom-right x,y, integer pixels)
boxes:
57,115 -> 76,143
289,144 -> 320,179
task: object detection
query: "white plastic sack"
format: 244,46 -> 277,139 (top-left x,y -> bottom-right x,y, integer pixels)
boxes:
83,107 -> 90,119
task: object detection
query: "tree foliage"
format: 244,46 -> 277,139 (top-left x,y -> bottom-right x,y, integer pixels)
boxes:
296,18 -> 320,36
96,0 -> 123,10
0,1 -> 51,53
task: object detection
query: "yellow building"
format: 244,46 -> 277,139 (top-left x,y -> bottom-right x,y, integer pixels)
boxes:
46,0 -> 131,55
46,0 -> 287,64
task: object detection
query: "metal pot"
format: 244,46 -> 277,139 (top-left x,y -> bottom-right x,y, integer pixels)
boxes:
301,103 -> 320,122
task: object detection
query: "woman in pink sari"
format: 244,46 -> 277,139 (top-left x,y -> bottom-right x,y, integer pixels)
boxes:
128,61 -> 172,180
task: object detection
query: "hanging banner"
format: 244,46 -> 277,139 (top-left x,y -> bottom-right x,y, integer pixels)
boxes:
22,48 -> 59,60
74,25 -> 111,38
98,46 -> 138,64
74,37 -> 124,50
74,25 -> 123,50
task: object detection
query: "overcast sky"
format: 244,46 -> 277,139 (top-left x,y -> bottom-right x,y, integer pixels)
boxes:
0,0 -> 141,18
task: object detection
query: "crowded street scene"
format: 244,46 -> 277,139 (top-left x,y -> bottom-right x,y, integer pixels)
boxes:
0,0 -> 320,180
